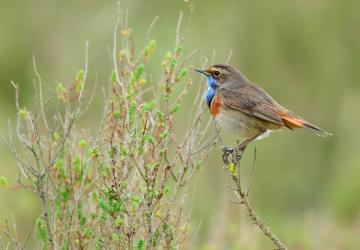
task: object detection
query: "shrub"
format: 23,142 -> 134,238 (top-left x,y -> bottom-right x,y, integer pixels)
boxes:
1,12 -> 214,250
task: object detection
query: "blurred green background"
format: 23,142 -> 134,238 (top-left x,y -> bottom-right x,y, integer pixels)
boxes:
1,0 -> 360,249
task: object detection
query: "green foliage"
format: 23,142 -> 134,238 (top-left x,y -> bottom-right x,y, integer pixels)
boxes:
164,185 -> 171,194
79,139 -> 87,149
99,199 -> 110,214
129,100 -> 137,124
76,69 -> 85,92
1,1 -> 360,249
141,100 -> 155,112
111,70 -> 118,83
133,64 -> 145,82
131,196 -> 141,209
0,176 -> 8,189
36,218 -> 48,246
1,10 -> 212,250
77,206 -> 87,227
176,68 -> 188,81
144,39 -> 157,60
18,108 -> 27,120
136,238 -> 145,250
175,45 -> 183,55
170,103 -> 181,114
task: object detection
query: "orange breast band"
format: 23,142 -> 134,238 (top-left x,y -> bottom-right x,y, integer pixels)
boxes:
210,95 -> 221,117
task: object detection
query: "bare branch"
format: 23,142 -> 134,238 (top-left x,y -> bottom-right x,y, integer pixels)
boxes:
225,49 -> 233,64
33,55 -> 51,131
175,11 -> 183,47
225,146 -> 287,250
246,146 -> 257,196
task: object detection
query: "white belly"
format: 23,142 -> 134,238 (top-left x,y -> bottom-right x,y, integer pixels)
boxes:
214,109 -> 273,139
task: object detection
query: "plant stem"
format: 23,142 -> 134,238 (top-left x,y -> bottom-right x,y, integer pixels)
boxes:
229,151 -> 287,250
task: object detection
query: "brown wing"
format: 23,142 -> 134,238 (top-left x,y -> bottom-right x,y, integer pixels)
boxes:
219,82 -> 287,126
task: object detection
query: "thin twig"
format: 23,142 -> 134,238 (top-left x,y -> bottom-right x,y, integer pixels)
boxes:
226,147 -> 287,250
33,55 -> 51,131
246,146 -> 257,196
225,50 -> 233,64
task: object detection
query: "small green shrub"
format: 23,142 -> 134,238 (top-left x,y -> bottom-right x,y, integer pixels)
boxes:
1,11 -> 214,250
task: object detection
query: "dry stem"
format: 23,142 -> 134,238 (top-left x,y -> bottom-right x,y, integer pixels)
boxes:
226,147 -> 288,250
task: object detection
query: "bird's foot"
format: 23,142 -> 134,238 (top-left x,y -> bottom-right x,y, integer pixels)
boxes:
222,147 -> 234,165
222,146 -> 244,164
222,138 -> 255,165
234,149 -> 244,162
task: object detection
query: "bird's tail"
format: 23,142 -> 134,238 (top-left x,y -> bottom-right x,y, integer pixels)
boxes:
280,114 -> 332,137
301,121 -> 332,137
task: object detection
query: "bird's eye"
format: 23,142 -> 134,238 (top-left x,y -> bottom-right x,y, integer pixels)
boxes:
213,71 -> 221,77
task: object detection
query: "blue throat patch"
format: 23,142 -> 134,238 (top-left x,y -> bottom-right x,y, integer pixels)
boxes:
205,76 -> 217,107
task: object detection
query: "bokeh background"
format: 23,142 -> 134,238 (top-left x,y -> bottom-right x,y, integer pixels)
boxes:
1,0 -> 360,249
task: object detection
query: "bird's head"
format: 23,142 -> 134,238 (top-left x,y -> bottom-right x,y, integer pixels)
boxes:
195,64 -> 246,90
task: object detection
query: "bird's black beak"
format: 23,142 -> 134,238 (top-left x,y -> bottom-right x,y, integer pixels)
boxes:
195,68 -> 210,76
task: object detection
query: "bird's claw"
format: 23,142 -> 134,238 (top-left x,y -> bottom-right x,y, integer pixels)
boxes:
235,151 -> 243,162
222,146 -> 244,165
222,147 -> 234,165
222,147 -> 241,165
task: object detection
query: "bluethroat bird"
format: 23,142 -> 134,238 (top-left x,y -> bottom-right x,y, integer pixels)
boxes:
196,64 -> 331,163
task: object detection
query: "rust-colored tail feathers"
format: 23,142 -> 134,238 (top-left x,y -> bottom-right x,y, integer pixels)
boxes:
280,113 -> 331,137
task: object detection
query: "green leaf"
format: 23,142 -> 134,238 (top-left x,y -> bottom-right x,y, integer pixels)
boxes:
88,146 -> 100,159
194,159 -> 202,171
76,82 -> 84,93
158,148 -> 165,158
155,109 -> 164,121
136,238 -> 145,250
115,217 -> 123,226
77,206 -> 87,227
61,239 -> 67,250
152,228 -> 160,246
131,196 -> 141,209
170,59 -> 177,70
164,52 -> 172,60
99,199 -> 110,213
95,237 -> 104,250
160,130 -> 169,139
143,134 -> 155,144
141,100 -> 155,112
134,64 -> 145,81
79,139 -> 87,149
73,157 -> 81,176
175,45 -> 184,54
18,108 -> 27,120
36,218 -> 48,244
111,70 -> 118,82
59,185 -> 70,201
74,69 -> 85,93
76,69 -> 85,82
0,176 -> 8,189
148,39 -> 157,50
177,68 -> 188,80
113,110 -> 121,119
129,100 -> 137,123
144,40 -> 157,59
164,185 -> 171,194
52,132 -> 61,142
110,199 -> 121,212
111,233 -> 121,243
170,104 -> 181,114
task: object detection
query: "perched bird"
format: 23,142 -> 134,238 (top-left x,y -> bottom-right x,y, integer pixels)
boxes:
196,64 -> 330,162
